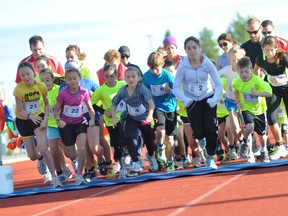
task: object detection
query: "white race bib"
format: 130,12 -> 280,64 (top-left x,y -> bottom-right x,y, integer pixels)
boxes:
49,104 -> 55,116
63,105 -> 81,118
127,104 -> 146,116
82,103 -> 89,114
242,92 -> 259,103
188,83 -> 208,97
23,101 -> 40,113
116,100 -> 126,113
278,105 -> 286,118
150,83 -> 168,96
268,74 -> 288,87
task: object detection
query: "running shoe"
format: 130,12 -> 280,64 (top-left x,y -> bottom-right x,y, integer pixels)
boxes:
51,177 -> 63,188
44,170 -> 52,183
270,144 -> 287,160
145,152 -> 159,172
118,168 -> 127,179
37,157 -> 47,174
75,175 -> 87,186
166,161 -> 175,172
192,157 -> 202,168
126,161 -> 143,177
206,156 -> 217,170
259,151 -> 270,163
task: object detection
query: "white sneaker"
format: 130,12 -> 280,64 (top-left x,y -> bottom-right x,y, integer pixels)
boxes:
51,177 -> 63,188
206,156 -> 217,170
270,145 -> 287,160
118,168 -> 127,179
145,152 -> 158,172
127,161 -> 143,177
114,161 -> 121,174
37,158 -> 47,174
75,175 -> 87,186
247,152 -> 256,163
44,169 -> 52,183
124,155 -> 132,170
192,157 -> 202,168
62,165 -> 73,180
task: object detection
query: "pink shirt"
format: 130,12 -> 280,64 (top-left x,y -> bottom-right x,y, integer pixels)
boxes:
57,86 -> 90,124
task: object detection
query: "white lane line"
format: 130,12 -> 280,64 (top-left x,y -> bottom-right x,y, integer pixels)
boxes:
168,170 -> 249,216
32,184 -> 126,216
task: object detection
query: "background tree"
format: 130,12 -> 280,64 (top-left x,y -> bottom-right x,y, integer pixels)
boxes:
165,29 -> 171,37
227,12 -> 251,44
199,27 -> 219,61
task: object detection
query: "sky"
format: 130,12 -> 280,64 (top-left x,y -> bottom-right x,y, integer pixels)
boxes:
0,0 -> 287,106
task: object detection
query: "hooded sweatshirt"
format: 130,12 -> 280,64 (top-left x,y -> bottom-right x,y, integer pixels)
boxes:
173,54 -> 222,107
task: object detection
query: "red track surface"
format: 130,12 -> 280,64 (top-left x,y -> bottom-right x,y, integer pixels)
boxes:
1,156 -> 288,216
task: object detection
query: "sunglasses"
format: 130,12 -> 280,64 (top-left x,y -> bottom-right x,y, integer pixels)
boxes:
219,42 -> 228,48
262,31 -> 272,35
121,55 -> 130,59
246,27 -> 261,35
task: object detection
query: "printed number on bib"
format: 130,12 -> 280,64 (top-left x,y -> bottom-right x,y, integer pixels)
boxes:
151,83 -> 168,96
116,100 -> 126,113
24,101 -> 40,113
189,83 -> 207,97
127,104 -> 146,116
242,92 -> 259,103
63,105 -> 81,118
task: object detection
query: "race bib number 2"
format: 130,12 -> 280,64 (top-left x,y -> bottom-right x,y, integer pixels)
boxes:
23,101 -> 40,113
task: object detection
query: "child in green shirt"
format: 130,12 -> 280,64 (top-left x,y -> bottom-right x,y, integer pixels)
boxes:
232,57 -> 272,163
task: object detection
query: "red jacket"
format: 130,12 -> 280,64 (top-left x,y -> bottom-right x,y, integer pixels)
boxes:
15,54 -> 64,83
276,36 -> 288,54
96,62 -> 127,86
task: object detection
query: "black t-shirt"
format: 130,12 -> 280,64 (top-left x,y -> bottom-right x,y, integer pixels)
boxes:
256,54 -> 288,90
240,40 -> 262,67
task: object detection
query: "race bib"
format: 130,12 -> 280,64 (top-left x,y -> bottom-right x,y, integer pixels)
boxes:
127,104 -> 146,116
278,105 -> 286,118
116,100 -> 126,113
188,83 -> 208,97
63,105 -> 81,118
23,101 -> 40,113
242,92 -> 259,103
82,103 -> 89,114
150,83 -> 168,96
268,74 -> 288,87
49,104 -> 55,116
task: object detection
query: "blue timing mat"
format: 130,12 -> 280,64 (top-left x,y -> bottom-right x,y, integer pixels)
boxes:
1,159 -> 288,199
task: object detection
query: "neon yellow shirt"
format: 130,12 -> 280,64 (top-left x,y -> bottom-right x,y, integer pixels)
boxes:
13,80 -> 47,119
217,77 -> 229,118
232,74 -> 272,115
91,80 -> 126,126
278,99 -> 288,125
40,84 -> 59,128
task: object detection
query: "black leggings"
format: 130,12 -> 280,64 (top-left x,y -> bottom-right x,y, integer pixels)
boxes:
122,115 -> 155,162
186,96 -> 218,156
266,89 -> 288,125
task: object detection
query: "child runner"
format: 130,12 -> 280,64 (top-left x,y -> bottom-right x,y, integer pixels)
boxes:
143,51 -> 177,172
218,45 -> 246,163
162,36 -> 183,67
254,36 -> 288,160
233,56 -> 272,163
91,64 -> 126,178
39,68 -> 72,184
111,66 -> 158,177
173,36 -> 223,170
54,67 -> 95,185
13,62 -> 62,187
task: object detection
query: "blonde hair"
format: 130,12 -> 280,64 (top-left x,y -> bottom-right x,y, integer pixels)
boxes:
227,45 -> 246,58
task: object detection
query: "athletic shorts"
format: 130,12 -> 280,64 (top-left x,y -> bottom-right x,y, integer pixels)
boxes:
242,111 -> 267,136
58,122 -> 87,146
153,109 -> 177,136
15,113 -> 45,138
47,126 -> 60,139
218,115 -> 228,125
224,97 -> 238,112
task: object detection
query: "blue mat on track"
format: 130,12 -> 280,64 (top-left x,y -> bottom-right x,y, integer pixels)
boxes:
1,159 -> 288,199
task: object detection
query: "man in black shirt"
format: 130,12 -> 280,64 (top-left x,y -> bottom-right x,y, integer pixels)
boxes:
240,18 -> 263,67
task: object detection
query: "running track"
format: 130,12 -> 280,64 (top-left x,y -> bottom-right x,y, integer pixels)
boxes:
1,155 -> 288,216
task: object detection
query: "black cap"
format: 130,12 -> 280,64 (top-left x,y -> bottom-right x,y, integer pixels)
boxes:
118,45 -> 130,56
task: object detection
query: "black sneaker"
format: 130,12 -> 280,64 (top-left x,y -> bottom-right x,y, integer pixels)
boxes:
98,162 -> 108,175
238,143 -> 249,159
83,170 -> 97,182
